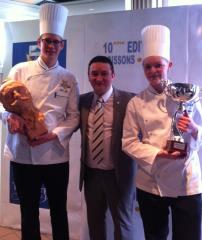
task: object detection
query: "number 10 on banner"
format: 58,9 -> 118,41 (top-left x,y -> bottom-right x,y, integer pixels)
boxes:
103,42 -> 113,54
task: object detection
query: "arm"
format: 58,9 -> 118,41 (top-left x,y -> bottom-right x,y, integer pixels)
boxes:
177,114 -> 198,139
28,132 -> 57,146
177,101 -> 202,149
50,79 -> 80,148
122,98 -> 185,174
122,99 -> 160,173
0,105 -> 26,135
0,105 -> 10,124
30,79 -> 80,148
7,113 -> 25,134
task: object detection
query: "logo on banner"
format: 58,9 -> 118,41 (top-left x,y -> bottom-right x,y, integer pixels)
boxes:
27,45 -> 40,61
12,41 -> 66,67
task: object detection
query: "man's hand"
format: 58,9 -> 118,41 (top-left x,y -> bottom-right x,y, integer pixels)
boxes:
28,132 -> 58,147
7,113 -> 25,134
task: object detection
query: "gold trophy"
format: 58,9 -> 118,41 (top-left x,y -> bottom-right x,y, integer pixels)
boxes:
0,80 -> 47,141
162,80 -> 200,155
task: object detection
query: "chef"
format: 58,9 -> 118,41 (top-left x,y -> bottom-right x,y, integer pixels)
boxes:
122,25 -> 202,240
0,3 -> 79,240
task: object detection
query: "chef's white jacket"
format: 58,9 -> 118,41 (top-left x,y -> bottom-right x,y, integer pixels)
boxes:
0,57 -> 79,165
122,84 -> 202,197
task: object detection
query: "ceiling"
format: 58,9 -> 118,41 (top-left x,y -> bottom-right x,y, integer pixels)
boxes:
14,0 -> 101,6
0,1 -> 200,22
0,0 -> 124,21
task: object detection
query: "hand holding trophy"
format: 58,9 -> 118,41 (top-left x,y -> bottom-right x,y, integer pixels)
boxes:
162,80 -> 200,156
0,80 -> 48,141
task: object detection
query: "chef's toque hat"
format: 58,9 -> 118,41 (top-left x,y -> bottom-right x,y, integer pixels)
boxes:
39,3 -> 68,38
141,25 -> 170,61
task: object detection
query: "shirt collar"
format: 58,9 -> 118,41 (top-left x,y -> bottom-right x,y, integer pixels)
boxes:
37,56 -> 59,71
94,85 -> 113,103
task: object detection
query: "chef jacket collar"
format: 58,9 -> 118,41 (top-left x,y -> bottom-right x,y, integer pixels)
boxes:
147,84 -> 163,95
37,56 -> 59,71
148,79 -> 172,95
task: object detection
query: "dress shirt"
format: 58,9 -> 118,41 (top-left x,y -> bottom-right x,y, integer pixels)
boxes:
87,86 -> 114,170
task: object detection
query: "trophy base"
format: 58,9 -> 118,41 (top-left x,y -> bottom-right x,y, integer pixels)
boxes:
166,140 -> 187,156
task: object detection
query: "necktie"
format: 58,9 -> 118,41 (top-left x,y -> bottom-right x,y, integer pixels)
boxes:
92,98 -> 104,164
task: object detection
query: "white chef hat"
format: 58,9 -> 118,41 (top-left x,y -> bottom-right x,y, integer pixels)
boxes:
39,3 -> 68,39
141,25 -> 170,61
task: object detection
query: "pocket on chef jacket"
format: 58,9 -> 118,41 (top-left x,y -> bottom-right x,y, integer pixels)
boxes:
54,86 -> 71,98
52,87 -> 71,109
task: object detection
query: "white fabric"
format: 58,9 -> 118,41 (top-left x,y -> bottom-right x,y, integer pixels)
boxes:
122,84 -> 202,197
40,3 -> 68,38
0,57 -> 79,165
141,25 -> 170,61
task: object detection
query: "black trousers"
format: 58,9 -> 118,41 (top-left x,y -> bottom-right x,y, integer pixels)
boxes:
84,167 -> 122,240
11,161 -> 69,240
137,188 -> 202,240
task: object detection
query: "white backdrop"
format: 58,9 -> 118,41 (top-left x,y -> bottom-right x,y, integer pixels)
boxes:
1,4 -> 202,240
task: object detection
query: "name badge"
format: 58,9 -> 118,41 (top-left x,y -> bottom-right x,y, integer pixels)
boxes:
54,80 -> 70,98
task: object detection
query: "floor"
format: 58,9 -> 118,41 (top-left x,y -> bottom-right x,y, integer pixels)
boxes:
0,226 -> 52,240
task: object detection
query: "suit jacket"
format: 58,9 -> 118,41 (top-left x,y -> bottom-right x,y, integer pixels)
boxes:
79,87 -> 136,191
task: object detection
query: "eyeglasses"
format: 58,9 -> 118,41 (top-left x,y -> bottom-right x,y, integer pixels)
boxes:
143,63 -> 166,71
41,38 -> 63,46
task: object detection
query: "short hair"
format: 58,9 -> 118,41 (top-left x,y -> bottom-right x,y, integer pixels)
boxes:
88,55 -> 114,74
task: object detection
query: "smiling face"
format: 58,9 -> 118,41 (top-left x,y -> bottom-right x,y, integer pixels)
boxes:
143,56 -> 172,93
37,33 -> 64,67
88,62 -> 115,96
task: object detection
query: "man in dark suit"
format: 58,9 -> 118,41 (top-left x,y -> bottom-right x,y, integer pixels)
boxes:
79,55 -> 136,240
